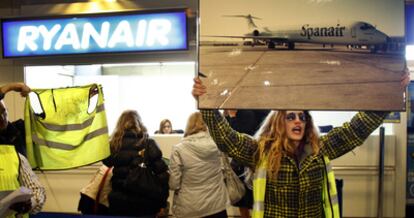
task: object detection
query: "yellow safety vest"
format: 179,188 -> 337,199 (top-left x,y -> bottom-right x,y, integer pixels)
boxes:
0,145 -> 29,218
252,155 -> 340,218
322,155 -> 341,218
252,156 -> 268,218
24,84 -> 110,170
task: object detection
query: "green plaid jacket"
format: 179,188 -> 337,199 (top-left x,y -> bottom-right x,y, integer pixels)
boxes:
201,110 -> 387,218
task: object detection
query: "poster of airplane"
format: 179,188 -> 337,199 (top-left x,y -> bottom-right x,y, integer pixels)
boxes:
198,0 -> 406,111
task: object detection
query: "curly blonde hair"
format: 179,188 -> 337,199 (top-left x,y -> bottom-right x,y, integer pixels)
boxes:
254,110 -> 320,179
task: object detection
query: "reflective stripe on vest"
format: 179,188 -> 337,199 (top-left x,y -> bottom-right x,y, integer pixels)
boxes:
24,84 -> 110,170
252,157 -> 267,218
252,155 -> 340,218
0,145 -> 29,218
323,155 -> 340,218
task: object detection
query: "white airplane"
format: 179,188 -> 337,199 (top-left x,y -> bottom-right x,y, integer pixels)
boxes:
205,14 -> 389,52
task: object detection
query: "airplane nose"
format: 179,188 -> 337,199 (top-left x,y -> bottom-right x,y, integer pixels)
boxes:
376,32 -> 389,44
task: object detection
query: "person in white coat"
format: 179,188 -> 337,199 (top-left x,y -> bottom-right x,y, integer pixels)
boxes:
169,111 -> 228,218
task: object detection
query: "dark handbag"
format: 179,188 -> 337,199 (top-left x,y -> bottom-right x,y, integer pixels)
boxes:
124,142 -> 163,201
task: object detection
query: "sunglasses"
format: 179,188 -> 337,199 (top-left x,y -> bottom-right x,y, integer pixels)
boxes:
285,112 -> 307,122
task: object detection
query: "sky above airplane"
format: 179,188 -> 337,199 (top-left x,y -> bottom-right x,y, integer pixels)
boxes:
200,0 -> 404,37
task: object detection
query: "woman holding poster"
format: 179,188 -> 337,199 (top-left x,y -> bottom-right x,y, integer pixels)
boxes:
191,72 -> 409,218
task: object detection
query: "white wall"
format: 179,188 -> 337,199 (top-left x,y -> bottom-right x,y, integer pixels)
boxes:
312,111 -> 395,135
332,135 -> 397,217
101,62 -> 197,134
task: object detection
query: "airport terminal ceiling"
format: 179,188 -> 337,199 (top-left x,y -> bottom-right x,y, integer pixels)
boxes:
0,0 -> 199,25
0,0 -> 166,8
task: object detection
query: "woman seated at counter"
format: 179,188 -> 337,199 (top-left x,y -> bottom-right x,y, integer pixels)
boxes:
154,119 -> 183,134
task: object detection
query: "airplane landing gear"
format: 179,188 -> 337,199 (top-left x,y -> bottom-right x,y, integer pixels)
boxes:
370,45 -> 378,53
268,41 -> 275,49
288,42 -> 295,50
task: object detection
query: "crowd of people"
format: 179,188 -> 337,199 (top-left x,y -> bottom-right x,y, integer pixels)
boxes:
0,69 -> 409,218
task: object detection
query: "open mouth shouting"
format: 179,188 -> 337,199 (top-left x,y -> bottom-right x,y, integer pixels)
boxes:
285,111 -> 306,143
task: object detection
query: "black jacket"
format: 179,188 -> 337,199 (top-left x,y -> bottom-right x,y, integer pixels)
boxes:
0,119 -> 26,157
103,131 -> 169,217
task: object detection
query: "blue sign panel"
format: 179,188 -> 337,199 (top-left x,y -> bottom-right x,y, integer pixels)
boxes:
1,10 -> 187,58
406,4 -> 414,45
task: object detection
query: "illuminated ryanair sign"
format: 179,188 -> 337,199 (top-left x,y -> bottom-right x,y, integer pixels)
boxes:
1,10 -> 188,58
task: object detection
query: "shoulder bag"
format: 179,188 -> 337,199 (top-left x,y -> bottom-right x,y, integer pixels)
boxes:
124,142 -> 163,201
221,152 -> 246,204
79,164 -> 113,214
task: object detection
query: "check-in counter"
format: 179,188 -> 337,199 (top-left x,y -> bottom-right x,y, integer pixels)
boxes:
35,134 -> 398,217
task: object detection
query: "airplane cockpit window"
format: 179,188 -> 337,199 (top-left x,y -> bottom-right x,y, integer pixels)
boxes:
360,23 -> 375,30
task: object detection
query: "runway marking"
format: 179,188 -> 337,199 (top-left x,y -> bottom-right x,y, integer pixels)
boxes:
218,50 -> 267,108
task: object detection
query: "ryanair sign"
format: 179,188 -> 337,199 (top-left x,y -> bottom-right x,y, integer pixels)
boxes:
1,10 -> 188,58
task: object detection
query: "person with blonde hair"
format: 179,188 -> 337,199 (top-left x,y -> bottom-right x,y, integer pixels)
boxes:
192,73 -> 409,217
169,112 -> 228,218
103,110 -> 169,217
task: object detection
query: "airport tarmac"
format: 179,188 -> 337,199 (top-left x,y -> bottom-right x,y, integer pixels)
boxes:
198,44 -> 406,110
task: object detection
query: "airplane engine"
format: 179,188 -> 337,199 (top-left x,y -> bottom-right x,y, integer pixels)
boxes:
249,30 -> 260,47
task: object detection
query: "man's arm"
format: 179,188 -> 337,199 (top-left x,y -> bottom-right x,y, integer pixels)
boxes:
17,153 -> 46,214
0,83 -> 31,100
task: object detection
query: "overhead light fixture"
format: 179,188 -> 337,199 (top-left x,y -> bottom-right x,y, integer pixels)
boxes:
406,45 -> 414,60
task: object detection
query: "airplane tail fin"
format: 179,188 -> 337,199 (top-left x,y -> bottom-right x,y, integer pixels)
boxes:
222,14 -> 261,29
